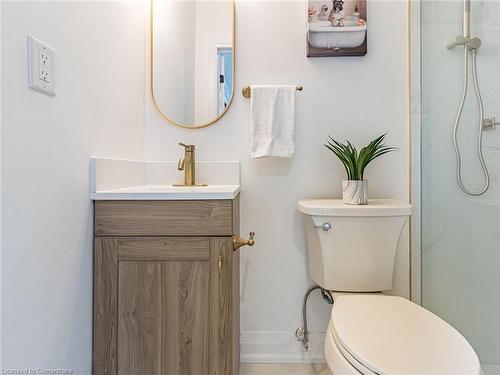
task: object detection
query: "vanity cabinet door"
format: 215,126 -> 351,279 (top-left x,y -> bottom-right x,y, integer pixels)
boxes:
93,237 -> 235,375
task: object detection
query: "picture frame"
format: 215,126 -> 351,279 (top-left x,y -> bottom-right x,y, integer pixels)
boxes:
307,0 -> 367,57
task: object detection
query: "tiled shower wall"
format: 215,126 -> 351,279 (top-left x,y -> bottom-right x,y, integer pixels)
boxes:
421,0 -> 500,370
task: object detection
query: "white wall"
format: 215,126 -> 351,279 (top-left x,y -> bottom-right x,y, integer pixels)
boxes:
146,0 -> 409,362
1,1 -> 145,372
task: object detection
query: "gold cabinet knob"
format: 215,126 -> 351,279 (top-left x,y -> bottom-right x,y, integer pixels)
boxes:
233,232 -> 255,251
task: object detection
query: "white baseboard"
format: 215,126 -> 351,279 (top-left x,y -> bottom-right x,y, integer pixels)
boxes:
240,332 -> 500,372
240,331 -> 326,364
241,353 -> 326,364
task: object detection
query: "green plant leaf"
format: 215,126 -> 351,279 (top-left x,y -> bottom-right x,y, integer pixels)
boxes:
325,133 -> 397,180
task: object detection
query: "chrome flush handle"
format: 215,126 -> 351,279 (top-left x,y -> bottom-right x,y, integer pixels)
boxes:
314,223 -> 332,232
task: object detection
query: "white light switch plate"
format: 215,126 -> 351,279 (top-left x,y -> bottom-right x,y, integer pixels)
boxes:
28,36 -> 55,96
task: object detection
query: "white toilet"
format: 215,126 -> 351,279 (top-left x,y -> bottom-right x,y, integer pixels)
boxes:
297,199 -> 481,375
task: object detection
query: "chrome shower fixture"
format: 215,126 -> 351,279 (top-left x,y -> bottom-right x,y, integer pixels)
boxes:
447,0 -> 497,196
446,36 -> 481,50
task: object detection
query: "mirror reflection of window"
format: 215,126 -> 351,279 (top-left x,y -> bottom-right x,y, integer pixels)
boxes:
217,47 -> 233,116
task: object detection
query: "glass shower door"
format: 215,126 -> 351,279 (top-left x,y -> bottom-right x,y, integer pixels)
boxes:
421,1 -> 500,373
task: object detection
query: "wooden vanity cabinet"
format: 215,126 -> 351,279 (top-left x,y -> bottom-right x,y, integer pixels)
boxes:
93,198 -> 240,375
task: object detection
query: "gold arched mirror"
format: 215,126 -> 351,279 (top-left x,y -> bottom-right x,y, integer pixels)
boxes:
151,0 -> 235,129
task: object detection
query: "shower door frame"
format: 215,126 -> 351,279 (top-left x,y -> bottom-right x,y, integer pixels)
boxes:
409,0 -> 422,305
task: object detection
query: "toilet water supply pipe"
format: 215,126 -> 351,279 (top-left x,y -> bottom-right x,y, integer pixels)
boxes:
296,285 -> 333,350
447,0 -> 497,196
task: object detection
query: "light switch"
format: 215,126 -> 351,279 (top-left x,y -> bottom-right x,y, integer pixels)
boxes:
28,36 -> 55,96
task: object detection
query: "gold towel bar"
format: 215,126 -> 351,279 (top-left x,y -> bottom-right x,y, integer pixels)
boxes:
242,85 -> 303,98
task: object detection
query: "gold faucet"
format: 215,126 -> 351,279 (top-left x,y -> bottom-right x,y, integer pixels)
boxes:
176,143 -> 206,186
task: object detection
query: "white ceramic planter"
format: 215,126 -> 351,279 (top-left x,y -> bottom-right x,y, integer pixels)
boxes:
342,180 -> 368,205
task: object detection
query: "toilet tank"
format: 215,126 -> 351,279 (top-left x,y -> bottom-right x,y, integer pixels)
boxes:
297,199 -> 411,292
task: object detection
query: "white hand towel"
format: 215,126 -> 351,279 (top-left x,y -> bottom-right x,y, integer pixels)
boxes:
250,85 -> 296,158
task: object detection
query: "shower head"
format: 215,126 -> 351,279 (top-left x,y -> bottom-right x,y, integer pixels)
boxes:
463,0 -> 470,37
445,0 -> 476,49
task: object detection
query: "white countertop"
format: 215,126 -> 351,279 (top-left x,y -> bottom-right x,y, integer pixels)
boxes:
90,158 -> 241,200
92,184 -> 240,200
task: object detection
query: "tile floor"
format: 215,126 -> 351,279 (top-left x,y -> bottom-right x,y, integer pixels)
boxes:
240,363 -> 500,375
239,364 -> 332,375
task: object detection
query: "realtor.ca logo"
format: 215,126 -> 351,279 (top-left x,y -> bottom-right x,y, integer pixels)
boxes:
1,369 -> 73,374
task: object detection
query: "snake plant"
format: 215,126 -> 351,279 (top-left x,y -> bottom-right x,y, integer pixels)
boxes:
325,133 -> 397,180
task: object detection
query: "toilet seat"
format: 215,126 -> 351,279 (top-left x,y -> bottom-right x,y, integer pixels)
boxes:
327,294 -> 481,375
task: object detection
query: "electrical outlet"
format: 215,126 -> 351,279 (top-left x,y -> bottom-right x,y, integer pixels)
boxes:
40,67 -> 49,82
39,50 -> 50,82
28,36 -> 55,96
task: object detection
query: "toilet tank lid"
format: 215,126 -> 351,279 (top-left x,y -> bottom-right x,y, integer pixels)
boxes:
297,199 -> 411,217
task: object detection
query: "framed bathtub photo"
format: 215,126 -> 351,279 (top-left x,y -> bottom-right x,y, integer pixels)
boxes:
307,0 -> 367,57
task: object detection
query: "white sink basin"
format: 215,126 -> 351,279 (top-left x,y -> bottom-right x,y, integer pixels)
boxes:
90,157 -> 240,200
92,184 -> 240,200
308,21 -> 367,49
